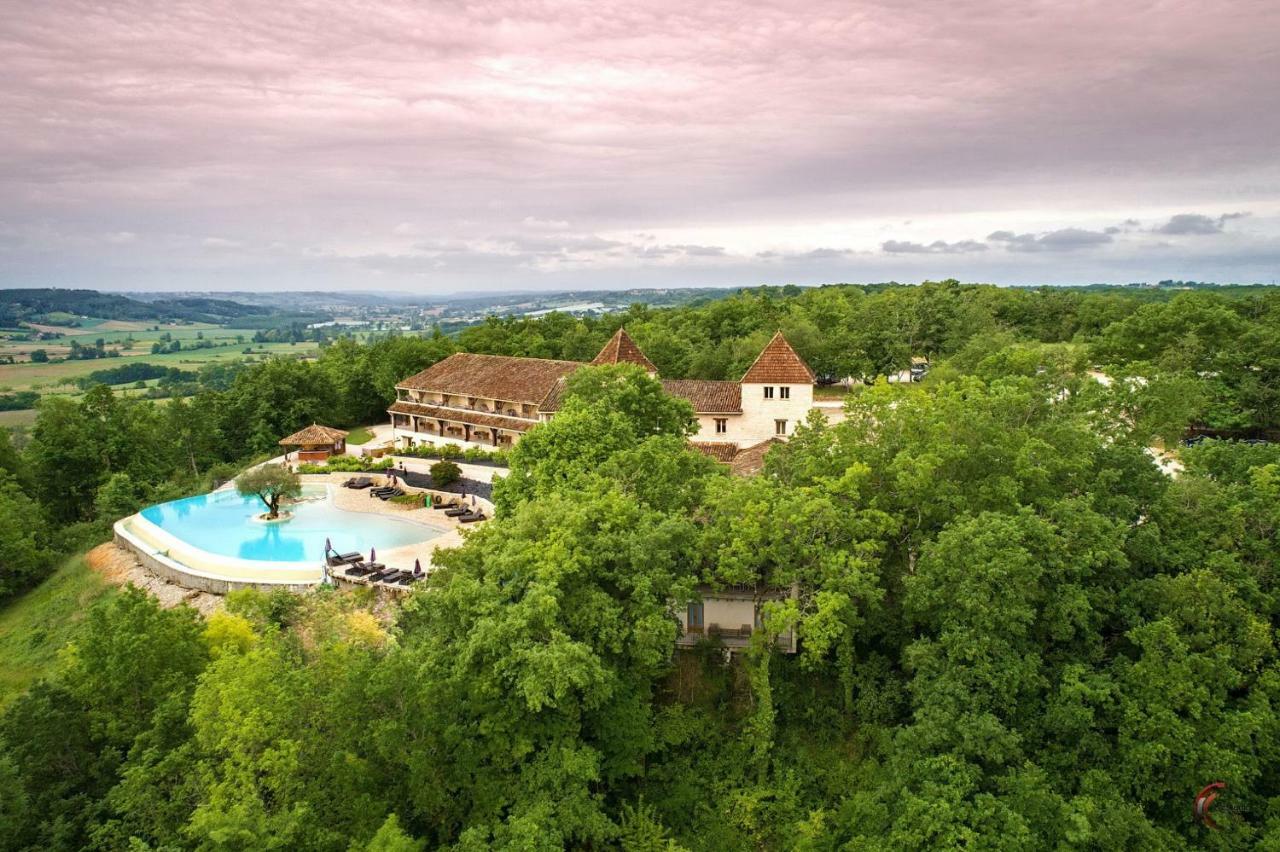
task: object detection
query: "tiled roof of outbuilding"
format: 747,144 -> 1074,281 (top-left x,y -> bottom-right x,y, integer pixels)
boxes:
729,438 -> 783,476
691,441 -> 739,463
279,424 -> 349,446
661,379 -> 742,413
396,353 -> 582,405
740,332 -> 815,384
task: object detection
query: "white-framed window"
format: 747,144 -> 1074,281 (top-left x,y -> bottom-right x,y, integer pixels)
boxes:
714,418 -> 727,434
775,419 -> 787,435
763,386 -> 774,399
780,386 -> 790,399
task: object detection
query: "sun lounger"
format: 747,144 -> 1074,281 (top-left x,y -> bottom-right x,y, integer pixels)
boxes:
395,570 -> 423,585
344,476 -> 373,489
376,570 -> 409,585
369,486 -> 395,496
444,505 -> 470,517
343,562 -> 374,577
377,488 -> 405,501
326,551 -> 363,566
367,566 -> 401,583
459,511 -> 486,523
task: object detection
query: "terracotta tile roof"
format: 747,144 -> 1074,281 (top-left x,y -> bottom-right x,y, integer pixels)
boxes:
537,377 -> 569,414
278,424 -> 348,446
691,441 -> 739,462
397,353 -> 583,405
740,332 -> 815,384
661,379 -> 742,413
591,328 -> 657,373
729,438 -> 783,476
388,401 -> 536,433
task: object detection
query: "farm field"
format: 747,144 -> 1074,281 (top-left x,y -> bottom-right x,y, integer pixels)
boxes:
0,409 -> 38,428
0,340 -> 319,392
0,320 -> 244,361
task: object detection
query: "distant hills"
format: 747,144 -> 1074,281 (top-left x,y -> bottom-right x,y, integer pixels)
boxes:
0,289 -> 327,328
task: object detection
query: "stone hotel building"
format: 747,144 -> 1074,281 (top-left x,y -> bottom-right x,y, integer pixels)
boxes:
388,329 -> 816,470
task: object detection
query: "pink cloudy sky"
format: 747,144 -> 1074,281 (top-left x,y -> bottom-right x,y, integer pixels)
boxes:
2,0 -> 1278,292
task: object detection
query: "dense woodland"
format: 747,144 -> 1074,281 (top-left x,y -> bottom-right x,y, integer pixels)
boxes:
1,281 -> 1279,849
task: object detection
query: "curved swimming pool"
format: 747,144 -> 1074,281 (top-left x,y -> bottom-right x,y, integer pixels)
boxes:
138,484 -> 442,566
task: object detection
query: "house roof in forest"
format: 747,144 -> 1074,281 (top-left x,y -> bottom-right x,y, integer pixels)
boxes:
591,328 -> 658,373
740,332 -> 815,384
396,353 -> 583,405
661,379 -> 742,413
690,441 -> 739,462
728,438 -> 783,476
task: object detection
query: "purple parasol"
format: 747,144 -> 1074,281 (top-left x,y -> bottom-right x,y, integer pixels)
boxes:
413,558 -> 422,576
370,547 -> 376,563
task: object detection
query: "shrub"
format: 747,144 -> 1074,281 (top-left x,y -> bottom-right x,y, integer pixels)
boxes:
317,455 -> 366,472
436,443 -> 463,460
296,463 -> 327,474
430,460 -> 462,487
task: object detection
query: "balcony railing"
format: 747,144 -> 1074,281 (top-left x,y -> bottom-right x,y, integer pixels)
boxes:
396,395 -> 536,421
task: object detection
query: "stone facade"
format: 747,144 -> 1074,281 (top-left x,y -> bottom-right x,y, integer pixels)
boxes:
388,328 -> 819,466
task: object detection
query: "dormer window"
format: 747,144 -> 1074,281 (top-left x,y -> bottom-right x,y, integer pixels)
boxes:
763,386 -> 775,399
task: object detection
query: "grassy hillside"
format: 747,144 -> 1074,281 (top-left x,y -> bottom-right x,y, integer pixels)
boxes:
0,556 -> 115,709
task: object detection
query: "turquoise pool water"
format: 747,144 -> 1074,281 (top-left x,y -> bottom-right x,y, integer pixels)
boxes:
139,485 -> 441,564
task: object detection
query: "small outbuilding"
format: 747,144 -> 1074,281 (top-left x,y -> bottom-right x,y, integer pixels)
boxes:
279,424 -> 349,463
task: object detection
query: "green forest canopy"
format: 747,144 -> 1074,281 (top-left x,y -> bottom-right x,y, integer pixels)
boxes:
0,280 -> 1278,849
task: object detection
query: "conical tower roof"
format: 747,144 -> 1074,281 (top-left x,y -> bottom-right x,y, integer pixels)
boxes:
591,328 -> 657,373
740,332 -> 815,384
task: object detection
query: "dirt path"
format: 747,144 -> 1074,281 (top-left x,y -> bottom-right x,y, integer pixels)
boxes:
86,542 -> 224,615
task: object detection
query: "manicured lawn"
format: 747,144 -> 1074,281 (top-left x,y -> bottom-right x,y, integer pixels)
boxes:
813,384 -> 853,399
346,426 -> 376,445
0,555 -> 116,709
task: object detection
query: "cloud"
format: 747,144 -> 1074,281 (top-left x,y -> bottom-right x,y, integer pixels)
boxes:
671,244 -> 726,257
521,217 -> 572,231
1156,212 -> 1250,235
201,237 -> 241,249
987,228 -> 1114,253
1,1 -> 1279,290
882,239 -> 987,254
798,248 -> 856,260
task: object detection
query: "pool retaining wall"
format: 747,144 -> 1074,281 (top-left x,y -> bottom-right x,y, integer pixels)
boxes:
113,519 -> 320,595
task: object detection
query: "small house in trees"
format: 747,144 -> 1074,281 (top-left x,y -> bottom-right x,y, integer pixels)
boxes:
676,584 -> 799,654
278,424 -> 349,463
388,328 -> 816,469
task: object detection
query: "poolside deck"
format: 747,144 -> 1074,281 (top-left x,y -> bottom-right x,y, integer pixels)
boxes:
113,472 -> 492,595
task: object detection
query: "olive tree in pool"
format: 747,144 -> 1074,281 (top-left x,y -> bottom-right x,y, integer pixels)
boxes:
235,464 -> 301,520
